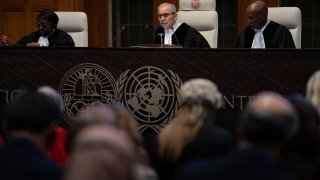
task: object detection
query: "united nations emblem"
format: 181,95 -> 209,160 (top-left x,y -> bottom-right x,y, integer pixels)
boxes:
117,66 -> 182,133
59,63 -> 117,125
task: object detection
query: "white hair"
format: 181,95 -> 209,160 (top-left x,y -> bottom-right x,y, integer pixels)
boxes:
158,3 -> 177,13
307,70 -> 320,114
180,78 -> 223,109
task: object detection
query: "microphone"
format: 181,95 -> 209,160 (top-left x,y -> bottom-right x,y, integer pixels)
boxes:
157,33 -> 164,47
145,25 -> 153,32
171,27 -> 180,47
109,25 -> 127,47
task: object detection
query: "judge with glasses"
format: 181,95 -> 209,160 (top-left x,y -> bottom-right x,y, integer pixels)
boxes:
154,3 -> 210,48
1,9 -> 74,47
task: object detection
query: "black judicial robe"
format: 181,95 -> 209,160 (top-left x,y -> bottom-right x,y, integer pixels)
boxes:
155,23 -> 210,48
234,21 -> 295,48
17,28 -> 75,47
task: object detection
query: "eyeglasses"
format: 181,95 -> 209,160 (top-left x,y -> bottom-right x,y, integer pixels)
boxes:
158,12 -> 175,18
36,22 -> 50,28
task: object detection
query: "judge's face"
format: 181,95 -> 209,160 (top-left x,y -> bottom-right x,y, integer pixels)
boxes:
246,8 -> 267,30
158,5 -> 177,30
37,18 -> 54,37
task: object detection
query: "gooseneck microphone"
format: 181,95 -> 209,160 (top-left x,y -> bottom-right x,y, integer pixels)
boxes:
145,24 -> 153,32
109,25 -> 127,47
171,27 -> 180,46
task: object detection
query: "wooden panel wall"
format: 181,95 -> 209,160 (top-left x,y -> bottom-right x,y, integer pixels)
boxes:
83,0 -> 109,47
0,0 -> 109,47
238,0 -> 278,33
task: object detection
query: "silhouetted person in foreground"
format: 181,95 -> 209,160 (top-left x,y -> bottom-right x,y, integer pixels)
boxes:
0,90 -> 64,180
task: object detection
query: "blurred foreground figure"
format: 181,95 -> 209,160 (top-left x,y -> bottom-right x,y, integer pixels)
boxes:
306,70 -> 320,115
69,103 -> 158,180
0,90 -> 64,180
64,125 -> 135,180
38,86 -> 68,166
210,92 -> 297,180
157,78 -> 233,180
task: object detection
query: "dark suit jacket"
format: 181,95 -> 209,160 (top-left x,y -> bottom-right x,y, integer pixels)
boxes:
17,28 -> 75,47
174,143 -> 292,180
234,21 -> 295,48
0,138 -> 64,180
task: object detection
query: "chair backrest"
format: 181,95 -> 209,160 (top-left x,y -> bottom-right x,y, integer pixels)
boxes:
177,0 -> 218,48
268,7 -> 301,48
55,12 -> 88,47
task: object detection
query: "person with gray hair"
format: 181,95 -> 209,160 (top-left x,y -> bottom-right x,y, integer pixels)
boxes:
306,70 -> 320,115
154,2 -> 210,48
156,78 -> 233,180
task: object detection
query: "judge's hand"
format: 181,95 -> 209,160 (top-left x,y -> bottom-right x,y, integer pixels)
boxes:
26,42 -> 41,47
1,35 -> 12,46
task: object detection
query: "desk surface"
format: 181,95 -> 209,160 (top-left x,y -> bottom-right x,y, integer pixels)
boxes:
1,47 -> 319,133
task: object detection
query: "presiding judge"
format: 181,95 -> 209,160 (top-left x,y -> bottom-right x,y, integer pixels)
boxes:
154,3 -> 210,48
1,9 -> 74,47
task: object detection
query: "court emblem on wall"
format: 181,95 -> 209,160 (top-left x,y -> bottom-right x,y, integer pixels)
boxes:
59,63 -> 117,125
59,64 -> 182,133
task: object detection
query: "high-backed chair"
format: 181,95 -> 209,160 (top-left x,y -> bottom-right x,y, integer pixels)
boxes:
55,12 -> 88,47
177,0 -> 218,48
268,7 -> 301,48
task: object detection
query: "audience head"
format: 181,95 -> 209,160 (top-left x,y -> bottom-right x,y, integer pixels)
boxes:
75,103 -> 117,126
180,78 -> 223,125
159,78 -> 223,161
112,107 -> 142,146
64,125 -> 134,180
38,86 -> 65,126
6,90 -> 62,134
6,90 -> 62,152
37,9 -> 59,36
240,91 -> 298,148
246,0 -> 268,30
289,94 -> 320,135
158,3 -> 178,30
69,103 -> 117,146
287,94 -> 320,157
306,70 -> 320,115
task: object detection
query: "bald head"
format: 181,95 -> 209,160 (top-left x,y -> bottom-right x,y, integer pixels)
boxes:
38,86 -> 64,112
246,1 -> 268,30
247,1 -> 268,12
240,92 -> 298,147
250,92 -> 294,115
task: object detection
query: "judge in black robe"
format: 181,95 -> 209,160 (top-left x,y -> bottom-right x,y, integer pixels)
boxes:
154,23 -> 210,48
234,20 -> 295,48
1,9 -> 74,47
155,3 -> 210,48
234,0 -> 295,49
17,28 -> 74,47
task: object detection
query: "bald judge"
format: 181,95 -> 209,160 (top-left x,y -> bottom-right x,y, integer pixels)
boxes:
234,1 -> 295,48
